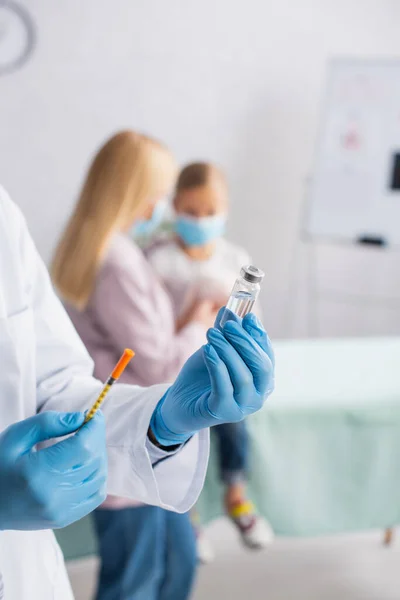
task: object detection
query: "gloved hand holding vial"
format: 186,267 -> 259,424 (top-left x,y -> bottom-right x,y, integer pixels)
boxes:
150,264 -> 273,446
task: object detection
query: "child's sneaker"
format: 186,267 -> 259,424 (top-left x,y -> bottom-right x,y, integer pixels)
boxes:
191,508 -> 215,564
228,500 -> 274,550
196,529 -> 215,564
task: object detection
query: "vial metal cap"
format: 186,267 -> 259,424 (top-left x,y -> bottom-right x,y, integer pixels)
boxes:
240,265 -> 265,283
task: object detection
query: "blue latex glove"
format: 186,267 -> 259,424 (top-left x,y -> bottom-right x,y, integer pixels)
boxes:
0,411 -> 107,531
151,309 -> 275,445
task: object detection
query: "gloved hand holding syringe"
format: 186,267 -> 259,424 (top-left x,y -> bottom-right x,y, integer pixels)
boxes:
0,264 -> 272,532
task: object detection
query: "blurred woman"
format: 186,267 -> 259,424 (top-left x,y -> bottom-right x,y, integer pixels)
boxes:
52,131 -> 218,600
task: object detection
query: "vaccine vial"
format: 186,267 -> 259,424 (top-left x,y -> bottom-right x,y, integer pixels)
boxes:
219,265 -> 265,327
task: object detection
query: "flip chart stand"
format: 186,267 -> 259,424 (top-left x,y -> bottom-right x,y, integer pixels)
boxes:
285,179 -> 400,338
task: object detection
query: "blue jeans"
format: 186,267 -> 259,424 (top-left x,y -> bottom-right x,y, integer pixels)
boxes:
213,420 -> 250,485
93,506 -> 197,600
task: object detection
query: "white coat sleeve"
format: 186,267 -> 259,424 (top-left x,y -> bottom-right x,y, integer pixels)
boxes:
14,202 -> 209,512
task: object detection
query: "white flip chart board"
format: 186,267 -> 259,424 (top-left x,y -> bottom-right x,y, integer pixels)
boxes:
306,59 -> 400,246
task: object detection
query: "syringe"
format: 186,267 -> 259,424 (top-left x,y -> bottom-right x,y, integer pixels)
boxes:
83,348 -> 135,425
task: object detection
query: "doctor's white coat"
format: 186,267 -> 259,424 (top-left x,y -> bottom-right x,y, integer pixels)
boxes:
0,187 -> 209,599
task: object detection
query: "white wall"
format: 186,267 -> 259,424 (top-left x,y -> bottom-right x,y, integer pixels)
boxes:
2,0 -> 400,337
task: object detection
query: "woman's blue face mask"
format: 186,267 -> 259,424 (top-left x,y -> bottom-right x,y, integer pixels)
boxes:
175,214 -> 226,247
132,199 -> 168,238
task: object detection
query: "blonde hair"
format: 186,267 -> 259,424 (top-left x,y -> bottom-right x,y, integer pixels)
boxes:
175,162 -> 227,196
52,130 -> 176,309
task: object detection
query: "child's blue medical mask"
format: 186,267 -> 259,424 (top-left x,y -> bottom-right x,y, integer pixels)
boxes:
175,214 -> 226,247
132,199 -> 168,238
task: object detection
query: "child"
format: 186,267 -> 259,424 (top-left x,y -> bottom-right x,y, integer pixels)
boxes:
147,162 -> 274,559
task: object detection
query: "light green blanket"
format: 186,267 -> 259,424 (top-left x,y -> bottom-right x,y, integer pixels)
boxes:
56,337 -> 400,559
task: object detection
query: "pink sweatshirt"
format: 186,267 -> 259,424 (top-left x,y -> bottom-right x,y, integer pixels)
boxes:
66,233 -> 207,508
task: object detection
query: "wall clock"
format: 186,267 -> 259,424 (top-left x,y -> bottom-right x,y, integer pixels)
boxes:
0,1 -> 35,76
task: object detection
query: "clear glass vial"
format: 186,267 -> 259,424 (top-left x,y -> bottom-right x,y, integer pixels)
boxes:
219,265 -> 265,327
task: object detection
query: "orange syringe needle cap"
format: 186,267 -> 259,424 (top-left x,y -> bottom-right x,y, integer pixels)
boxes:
111,348 -> 135,380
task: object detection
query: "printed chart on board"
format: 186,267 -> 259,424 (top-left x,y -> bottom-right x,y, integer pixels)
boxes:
306,59 -> 400,246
